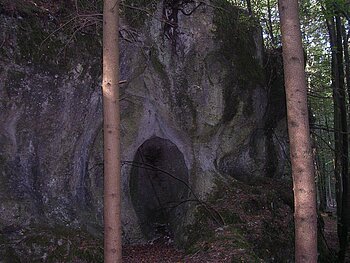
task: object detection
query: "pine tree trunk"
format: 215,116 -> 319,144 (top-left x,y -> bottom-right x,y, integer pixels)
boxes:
278,0 -> 318,261
267,0 -> 276,46
246,0 -> 252,15
344,27 -> 350,101
335,14 -> 349,262
326,15 -> 344,258
316,154 -> 327,212
324,116 -> 334,208
102,0 -> 122,262
321,157 -> 329,209
344,33 -> 350,255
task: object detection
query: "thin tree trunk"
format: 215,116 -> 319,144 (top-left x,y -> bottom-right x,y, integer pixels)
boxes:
324,116 -> 334,208
278,0 -> 318,261
267,0 -> 276,46
246,0 -> 252,15
103,0 -> 122,262
321,157 -> 329,209
344,29 -> 350,241
336,14 -> 349,262
316,153 -> 327,212
344,27 -> 350,99
321,159 -> 328,210
326,16 -> 344,257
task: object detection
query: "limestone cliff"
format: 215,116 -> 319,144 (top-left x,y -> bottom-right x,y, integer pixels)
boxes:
0,0 -> 288,251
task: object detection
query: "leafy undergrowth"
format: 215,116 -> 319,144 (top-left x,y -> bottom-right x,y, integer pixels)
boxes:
122,177 -> 296,262
181,177 -> 295,262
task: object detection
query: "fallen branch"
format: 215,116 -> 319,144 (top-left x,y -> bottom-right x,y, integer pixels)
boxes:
122,160 -> 225,226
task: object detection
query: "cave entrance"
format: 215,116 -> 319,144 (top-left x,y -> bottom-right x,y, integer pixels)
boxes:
129,137 -> 189,241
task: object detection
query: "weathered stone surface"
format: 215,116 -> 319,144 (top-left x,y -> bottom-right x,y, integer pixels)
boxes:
0,0 -> 288,250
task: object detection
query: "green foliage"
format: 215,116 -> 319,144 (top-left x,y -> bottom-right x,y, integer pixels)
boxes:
298,0 -> 337,210
228,0 -> 340,210
227,0 -> 281,47
322,0 -> 350,18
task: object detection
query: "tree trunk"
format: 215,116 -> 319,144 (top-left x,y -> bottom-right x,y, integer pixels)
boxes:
343,26 -> 350,100
102,0 -> 122,262
335,14 -> 349,262
321,157 -> 329,209
278,0 -> 318,261
324,116 -> 334,208
267,0 -> 276,46
344,30 -> 350,248
316,154 -> 327,212
246,0 -> 252,15
326,14 -> 344,257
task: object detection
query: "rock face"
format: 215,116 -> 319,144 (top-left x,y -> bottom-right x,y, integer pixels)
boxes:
0,0 -> 288,244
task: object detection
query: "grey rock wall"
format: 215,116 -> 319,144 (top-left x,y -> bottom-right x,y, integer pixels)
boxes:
0,0 -> 288,244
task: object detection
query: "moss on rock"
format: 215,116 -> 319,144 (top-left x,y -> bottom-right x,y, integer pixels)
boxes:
14,14 -> 101,72
212,0 -> 265,122
149,46 -> 168,81
0,224 -> 103,262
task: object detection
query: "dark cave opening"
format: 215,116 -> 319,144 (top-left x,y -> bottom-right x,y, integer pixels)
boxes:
129,137 -> 189,241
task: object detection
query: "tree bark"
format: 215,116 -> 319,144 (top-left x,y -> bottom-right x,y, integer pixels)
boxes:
321,157 -> 329,209
324,116 -> 334,208
335,14 -> 349,262
344,26 -> 350,101
326,16 -> 343,249
316,153 -> 327,212
102,0 -> 122,262
278,0 -> 318,262
246,0 -> 252,15
267,0 -> 276,46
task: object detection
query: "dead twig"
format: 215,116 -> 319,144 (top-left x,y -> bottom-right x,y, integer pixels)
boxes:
40,13 -> 102,47
122,160 -> 225,226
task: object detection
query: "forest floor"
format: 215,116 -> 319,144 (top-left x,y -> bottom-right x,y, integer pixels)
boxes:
1,178 -> 338,262
0,178 -> 296,262
123,179 -> 341,263
123,178 -> 296,262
